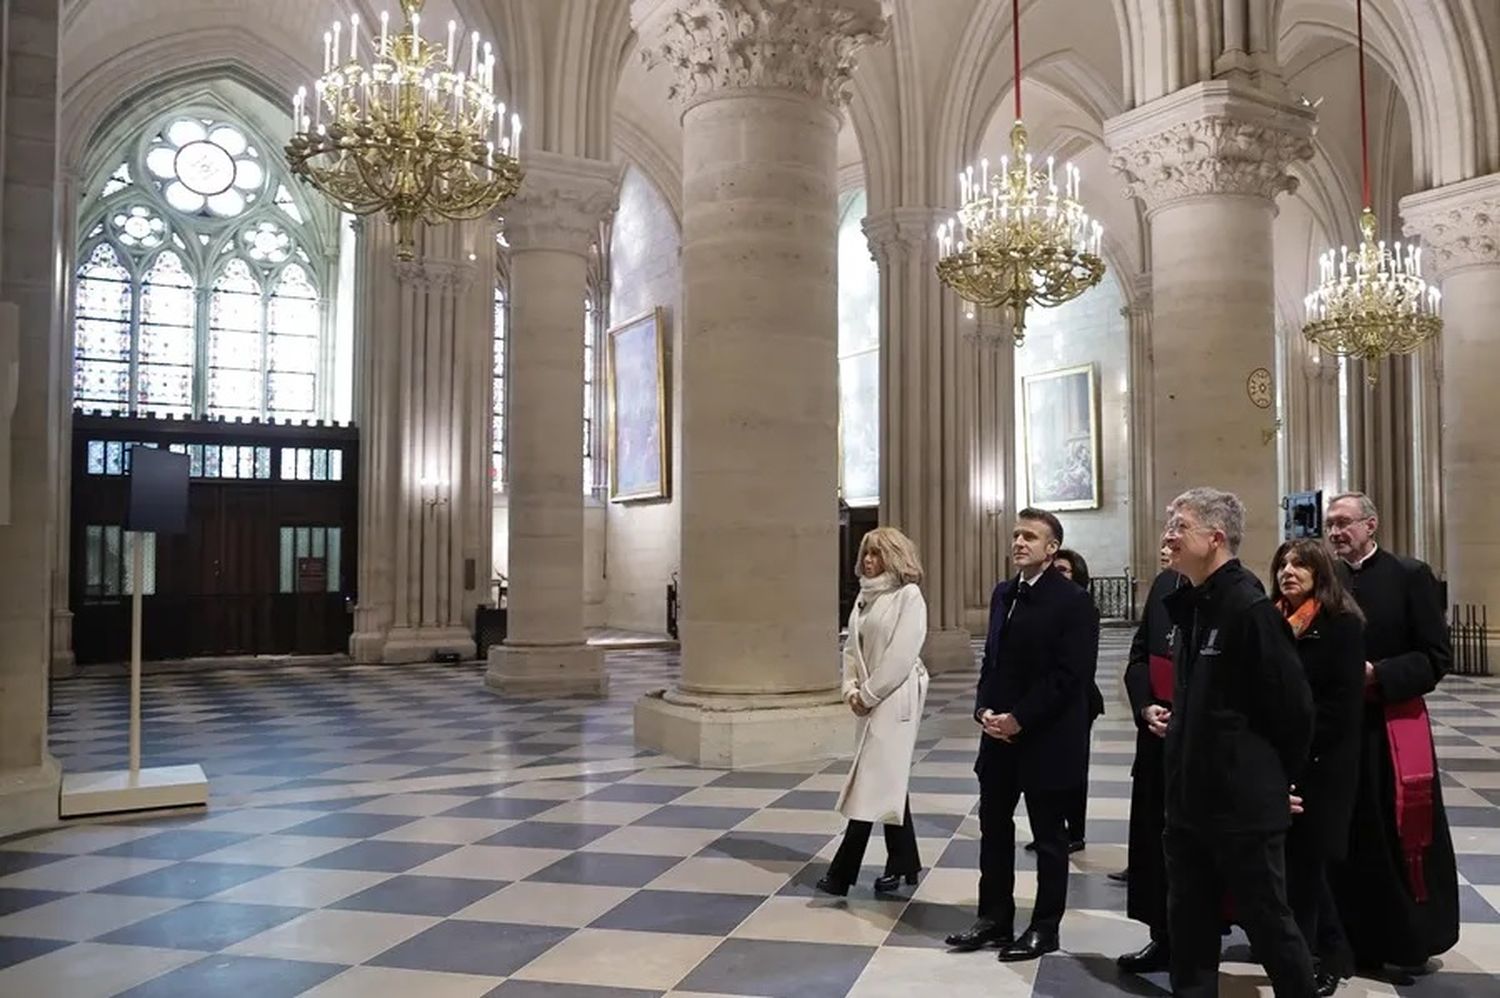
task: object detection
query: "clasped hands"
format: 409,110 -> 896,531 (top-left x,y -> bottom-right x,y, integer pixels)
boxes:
846,691 -> 872,717
978,709 -> 1021,741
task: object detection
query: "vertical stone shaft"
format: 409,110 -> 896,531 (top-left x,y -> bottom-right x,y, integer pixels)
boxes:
485,151 -> 619,695
633,0 -> 887,766
1403,173 -> 1500,661
1108,83 -> 1314,573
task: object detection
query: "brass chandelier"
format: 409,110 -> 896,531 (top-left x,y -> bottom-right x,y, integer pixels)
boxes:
1303,0 -> 1440,384
285,0 -> 523,261
935,0 -> 1105,343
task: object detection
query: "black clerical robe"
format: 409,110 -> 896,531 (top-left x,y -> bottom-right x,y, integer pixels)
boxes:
1330,547 -> 1459,967
1122,568 -> 1182,935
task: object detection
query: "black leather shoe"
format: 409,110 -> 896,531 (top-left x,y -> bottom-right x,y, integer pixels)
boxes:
944,918 -> 1011,951
1106,867 -> 1129,883
814,874 -> 849,897
873,870 -> 920,893
998,927 -> 1059,962
1116,940 -> 1170,973
1314,971 -> 1340,996
1024,840 -> 1086,854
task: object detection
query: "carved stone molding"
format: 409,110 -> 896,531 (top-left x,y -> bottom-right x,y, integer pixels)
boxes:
1105,82 -> 1314,215
394,259 -> 477,292
504,151 -> 623,258
862,207 -> 944,265
644,0 -> 887,111
1400,173 -> 1500,279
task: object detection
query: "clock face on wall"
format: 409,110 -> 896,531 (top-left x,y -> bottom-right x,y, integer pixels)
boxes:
1247,367 -> 1273,409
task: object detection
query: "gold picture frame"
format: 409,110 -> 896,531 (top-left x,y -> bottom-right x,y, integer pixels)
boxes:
606,308 -> 670,502
1021,362 -> 1101,511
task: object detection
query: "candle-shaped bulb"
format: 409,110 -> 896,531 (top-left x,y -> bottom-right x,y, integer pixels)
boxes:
511,112 -> 521,150
411,13 -> 421,59
332,21 -> 342,65
981,157 -> 989,193
323,30 -> 332,72
380,11 -> 389,54
350,14 -> 360,61
447,21 -> 457,67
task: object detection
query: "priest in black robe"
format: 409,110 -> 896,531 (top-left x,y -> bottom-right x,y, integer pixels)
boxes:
1117,543 -> 1182,974
1324,492 -> 1458,981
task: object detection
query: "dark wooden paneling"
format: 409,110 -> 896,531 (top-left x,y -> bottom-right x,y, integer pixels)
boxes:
70,414 -> 359,664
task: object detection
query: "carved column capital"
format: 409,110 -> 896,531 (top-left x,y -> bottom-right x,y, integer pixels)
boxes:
862,207 -> 944,266
1105,82 -> 1314,215
394,259 -> 477,292
1400,173 -> 1500,279
644,0 -> 887,111
504,152 -> 623,258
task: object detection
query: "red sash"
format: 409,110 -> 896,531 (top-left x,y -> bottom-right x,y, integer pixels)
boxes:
1149,653 -> 1173,703
1385,696 -> 1436,902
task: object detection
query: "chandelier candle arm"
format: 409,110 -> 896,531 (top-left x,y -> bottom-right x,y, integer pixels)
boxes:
1300,0 -> 1441,382
286,0 -> 523,260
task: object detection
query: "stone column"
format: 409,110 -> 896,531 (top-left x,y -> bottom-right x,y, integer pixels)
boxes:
485,151 -> 619,695
49,167 -> 81,678
962,308 -> 1016,635
1107,82 -> 1314,573
633,0 -> 887,767
350,220 -> 492,663
1402,172 -> 1500,660
0,0 -> 64,836
1121,279 -> 1159,581
865,207 -> 971,673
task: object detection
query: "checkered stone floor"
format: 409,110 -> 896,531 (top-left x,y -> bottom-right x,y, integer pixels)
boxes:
4,632 -> 1500,996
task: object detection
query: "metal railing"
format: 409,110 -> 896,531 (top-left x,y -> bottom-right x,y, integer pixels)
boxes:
1451,604 -> 1491,677
1090,574 -> 1138,621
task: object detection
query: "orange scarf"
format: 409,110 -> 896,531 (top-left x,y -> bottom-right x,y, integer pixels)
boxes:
1277,596 -> 1321,638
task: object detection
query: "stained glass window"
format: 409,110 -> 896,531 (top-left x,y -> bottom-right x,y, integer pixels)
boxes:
583,297 -> 596,495
137,251 -> 195,417
837,190 -> 880,506
208,259 -> 264,420
493,287 -> 507,488
74,244 -> 133,414
74,108 -> 335,423
267,263 -> 319,420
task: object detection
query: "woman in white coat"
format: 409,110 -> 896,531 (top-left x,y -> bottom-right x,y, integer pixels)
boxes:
817,526 -> 930,897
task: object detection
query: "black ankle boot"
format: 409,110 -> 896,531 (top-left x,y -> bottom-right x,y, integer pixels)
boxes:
873,870 -> 920,893
814,874 -> 850,897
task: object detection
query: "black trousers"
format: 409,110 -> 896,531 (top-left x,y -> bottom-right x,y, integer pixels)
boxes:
1164,827 -> 1316,998
979,772 -> 1070,935
1063,714 -> 1099,844
826,799 -> 919,884
1286,830 -> 1352,977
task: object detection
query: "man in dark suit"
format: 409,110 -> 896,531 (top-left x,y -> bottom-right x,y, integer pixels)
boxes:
945,508 -> 1099,961
1160,487 -> 1317,998
1324,492 -> 1458,982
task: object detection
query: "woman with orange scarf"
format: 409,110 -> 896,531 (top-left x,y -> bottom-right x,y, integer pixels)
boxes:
1272,539 -> 1366,996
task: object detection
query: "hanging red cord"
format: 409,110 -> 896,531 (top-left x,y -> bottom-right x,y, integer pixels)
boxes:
1013,0 -> 1022,120
1357,0 -> 1371,210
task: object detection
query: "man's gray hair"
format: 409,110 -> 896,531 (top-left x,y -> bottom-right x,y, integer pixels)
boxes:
1170,487 -> 1246,554
1328,491 -> 1379,520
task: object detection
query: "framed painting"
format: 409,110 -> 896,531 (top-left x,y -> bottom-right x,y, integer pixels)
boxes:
1021,363 -> 1101,511
606,308 -> 669,502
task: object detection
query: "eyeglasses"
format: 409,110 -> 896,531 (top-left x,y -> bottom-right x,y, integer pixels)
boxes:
1164,516 -> 1208,537
1323,516 -> 1371,530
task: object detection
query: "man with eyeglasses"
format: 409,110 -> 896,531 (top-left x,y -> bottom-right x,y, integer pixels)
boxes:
1159,488 -> 1318,998
1323,492 -> 1457,984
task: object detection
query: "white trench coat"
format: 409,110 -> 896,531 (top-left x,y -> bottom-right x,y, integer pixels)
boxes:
834,582 -> 930,824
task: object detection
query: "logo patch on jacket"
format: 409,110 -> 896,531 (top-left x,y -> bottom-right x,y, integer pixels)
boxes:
1199,629 -> 1221,656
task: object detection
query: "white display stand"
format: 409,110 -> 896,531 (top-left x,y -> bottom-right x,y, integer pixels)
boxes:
60,532 -> 208,817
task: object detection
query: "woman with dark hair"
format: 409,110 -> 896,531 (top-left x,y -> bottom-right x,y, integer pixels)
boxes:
1271,538 -> 1366,996
1050,548 -> 1103,852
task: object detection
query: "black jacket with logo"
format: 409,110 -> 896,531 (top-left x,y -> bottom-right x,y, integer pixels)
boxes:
1162,559 -> 1314,834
